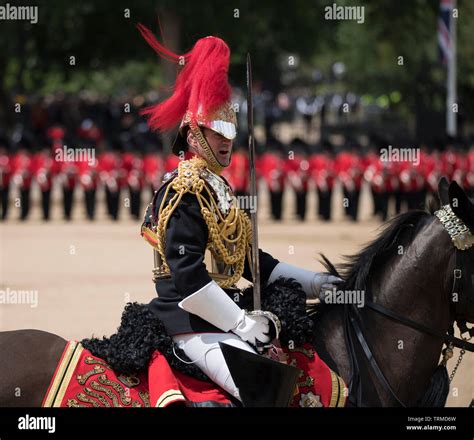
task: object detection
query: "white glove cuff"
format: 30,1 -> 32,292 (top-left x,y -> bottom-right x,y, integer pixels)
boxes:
267,262 -> 324,299
178,280 -> 245,332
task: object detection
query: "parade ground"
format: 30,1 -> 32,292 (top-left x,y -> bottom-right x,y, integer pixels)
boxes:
0,184 -> 472,407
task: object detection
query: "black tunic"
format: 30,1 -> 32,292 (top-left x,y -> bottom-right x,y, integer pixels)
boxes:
146,180 -> 280,336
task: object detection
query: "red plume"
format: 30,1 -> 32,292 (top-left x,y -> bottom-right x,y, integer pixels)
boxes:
137,24 -> 231,133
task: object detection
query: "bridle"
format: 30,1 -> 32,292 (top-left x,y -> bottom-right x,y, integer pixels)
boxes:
345,205 -> 474,407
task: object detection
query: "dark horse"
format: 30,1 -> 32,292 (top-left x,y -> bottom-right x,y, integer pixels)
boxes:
1,179 -> 473,407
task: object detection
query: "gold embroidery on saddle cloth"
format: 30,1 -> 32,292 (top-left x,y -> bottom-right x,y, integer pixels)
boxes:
76,365 -> 105,385
97,374 -> 132,406
142,156 -> 252,289
83,387 -> 112,407
68,372 -> 150,408
76,392 -> 101,407
118,374 -> 141,388
72,373 -> 150,408
89,379 -> 121,406
43,341 -> 150,408
66,399 -> 88,408
84,356 -> 111,369
139,391 -> 150,407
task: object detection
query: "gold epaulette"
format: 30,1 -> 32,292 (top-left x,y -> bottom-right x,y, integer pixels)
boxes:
171,156 -> 208,195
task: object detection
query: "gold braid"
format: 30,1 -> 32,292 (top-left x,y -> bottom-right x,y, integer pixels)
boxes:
155,156 -> 252,289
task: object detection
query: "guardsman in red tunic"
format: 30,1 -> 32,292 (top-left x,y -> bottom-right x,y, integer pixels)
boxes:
397,159 -> 409,213
33,142 -> 56,220
221,143 -> 250,214
335,144 -> 363,221
77,152 -> 99,220
365,150 -> 398,221
221,144 -> 250,199
424,148 -> 443,200
0,143 -> 11,221
123,150 -> 145,219
143,149 -> 165,193
363,146 -> 381,217
11,147 -> 34,221
309,144 -> 335,221
452,146 -> 468,190
365,157 -> 386,220
399,152 -> 426,211
286,138 -> 310,221
48,127 -> 77,221
441,142 -> 468,191
98,150 -> 123,221
56,155 -> 77,221
259,140 -> 286,221
441,143 -> 458,181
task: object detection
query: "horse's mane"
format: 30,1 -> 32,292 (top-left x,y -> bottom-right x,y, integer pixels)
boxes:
321,199 -> 440,293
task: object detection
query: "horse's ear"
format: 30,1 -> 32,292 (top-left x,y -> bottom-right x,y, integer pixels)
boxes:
438,177 -> 450,205
449,180 -> 474,231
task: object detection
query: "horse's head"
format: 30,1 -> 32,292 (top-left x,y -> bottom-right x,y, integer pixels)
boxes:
319,180 -> 473,406
437,177 -> 474,324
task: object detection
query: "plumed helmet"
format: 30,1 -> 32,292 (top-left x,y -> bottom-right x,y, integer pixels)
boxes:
137,24 -> 237,156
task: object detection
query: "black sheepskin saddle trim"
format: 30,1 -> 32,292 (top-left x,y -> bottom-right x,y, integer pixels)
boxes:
81,277 -> 314,382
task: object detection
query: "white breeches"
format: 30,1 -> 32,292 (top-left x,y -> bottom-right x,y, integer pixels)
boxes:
172,332 -> 257,402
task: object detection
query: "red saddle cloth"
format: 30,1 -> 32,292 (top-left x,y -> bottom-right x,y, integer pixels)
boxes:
42,341 -> 347,408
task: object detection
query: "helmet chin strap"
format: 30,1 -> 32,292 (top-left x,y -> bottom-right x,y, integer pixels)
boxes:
189,122 -> 230,175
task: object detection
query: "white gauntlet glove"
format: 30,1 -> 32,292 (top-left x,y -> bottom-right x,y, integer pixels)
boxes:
233,314 -> 270,346
178,280 -> 271,345
267,262 -> 343,300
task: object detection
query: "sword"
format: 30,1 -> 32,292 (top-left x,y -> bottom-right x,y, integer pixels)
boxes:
246,53 -> 261,312
230,57 -> 300,391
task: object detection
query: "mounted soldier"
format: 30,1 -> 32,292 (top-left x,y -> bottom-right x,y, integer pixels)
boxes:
137,25 -> 341,405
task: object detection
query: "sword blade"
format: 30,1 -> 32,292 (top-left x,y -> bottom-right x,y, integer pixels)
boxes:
247,53 -> 261,311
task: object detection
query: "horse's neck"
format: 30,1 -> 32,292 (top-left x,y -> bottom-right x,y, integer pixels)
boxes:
313,306 -> 352,387
360,220 -> 454,405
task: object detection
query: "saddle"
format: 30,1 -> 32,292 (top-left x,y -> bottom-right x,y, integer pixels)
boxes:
42,340 -> 346,408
